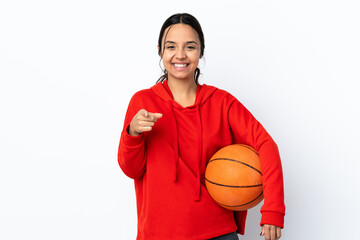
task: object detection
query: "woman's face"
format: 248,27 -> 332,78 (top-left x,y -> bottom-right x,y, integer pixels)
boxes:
160,23 -> 201,83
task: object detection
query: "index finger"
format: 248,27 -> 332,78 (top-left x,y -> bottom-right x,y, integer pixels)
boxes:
147,112 -> 163,121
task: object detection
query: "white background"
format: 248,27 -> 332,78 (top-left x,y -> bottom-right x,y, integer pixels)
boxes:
1,0 -> 359,239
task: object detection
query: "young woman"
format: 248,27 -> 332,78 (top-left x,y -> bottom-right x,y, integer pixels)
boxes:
118,13 -> 285,240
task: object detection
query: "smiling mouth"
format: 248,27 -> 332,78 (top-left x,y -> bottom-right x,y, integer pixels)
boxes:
173,63 -> 189,67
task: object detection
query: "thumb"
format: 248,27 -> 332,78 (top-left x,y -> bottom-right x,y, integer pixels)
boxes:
140,109 -> 149,117
260,227 -> 265,236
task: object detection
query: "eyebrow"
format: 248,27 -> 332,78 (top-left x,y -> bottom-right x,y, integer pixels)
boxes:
164,41 -> 198,45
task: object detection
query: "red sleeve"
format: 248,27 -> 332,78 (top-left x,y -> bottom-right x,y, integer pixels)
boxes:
117,93 -> 147,179
228,98 -> 285,228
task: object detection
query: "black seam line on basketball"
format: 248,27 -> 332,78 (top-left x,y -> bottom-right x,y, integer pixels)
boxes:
208,158 -> 262,176
216,191 -> 263,208
238,144 -> 259,156
205,178 -> 263,188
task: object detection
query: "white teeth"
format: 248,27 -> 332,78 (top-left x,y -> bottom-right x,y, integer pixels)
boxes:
174,64 -> 187,67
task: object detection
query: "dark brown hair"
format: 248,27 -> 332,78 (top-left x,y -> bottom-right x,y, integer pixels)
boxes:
157,13 -> 205,84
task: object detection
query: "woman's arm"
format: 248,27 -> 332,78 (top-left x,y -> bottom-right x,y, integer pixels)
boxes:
117,94 -> 147,179
228,97 -> 285,228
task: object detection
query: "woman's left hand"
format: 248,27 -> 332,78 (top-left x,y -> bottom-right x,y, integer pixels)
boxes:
260,224 -> 281,240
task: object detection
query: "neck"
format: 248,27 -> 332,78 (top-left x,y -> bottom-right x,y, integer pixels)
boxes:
167,78 -> 198,99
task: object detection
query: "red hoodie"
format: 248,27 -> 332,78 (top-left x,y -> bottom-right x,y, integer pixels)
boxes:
118,80 -> 285,240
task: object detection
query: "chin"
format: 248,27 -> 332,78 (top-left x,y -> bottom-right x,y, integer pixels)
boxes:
171,76 -> 193,81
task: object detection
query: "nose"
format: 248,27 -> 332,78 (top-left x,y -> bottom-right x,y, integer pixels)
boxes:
175,48 -> 186,59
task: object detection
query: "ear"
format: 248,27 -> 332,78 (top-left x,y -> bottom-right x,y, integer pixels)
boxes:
157,45 -> 161,56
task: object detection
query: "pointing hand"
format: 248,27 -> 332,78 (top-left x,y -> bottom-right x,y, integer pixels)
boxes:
129,109 -> 163,136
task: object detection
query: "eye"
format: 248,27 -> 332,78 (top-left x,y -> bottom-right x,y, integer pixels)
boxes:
186,45 -> 196,50
166,45 -> 175,49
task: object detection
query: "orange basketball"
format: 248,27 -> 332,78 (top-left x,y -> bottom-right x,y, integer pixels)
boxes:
205,144 -> 264,211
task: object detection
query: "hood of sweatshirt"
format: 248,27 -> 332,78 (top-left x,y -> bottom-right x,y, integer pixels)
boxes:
150,80 -> 218,201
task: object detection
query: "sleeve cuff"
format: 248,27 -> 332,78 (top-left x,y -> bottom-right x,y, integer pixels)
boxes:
122,125 -> 144,146
260,211 -> 285,228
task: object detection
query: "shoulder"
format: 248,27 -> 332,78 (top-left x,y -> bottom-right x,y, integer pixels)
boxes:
124,87 -> 158,117
216,88 -> 237,100
204,84 -> 238,103
129,88 -> 155,103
